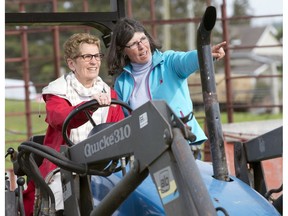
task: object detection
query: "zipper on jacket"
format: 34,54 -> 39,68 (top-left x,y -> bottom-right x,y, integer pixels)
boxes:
146,65 -> 156,100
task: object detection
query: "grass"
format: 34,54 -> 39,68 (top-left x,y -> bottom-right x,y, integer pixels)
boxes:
5,99 -> 47,169
5,100 -> 282,170
194,111 -> 283,127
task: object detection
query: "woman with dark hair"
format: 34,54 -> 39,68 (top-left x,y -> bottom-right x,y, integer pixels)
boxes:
107,17 -> 226,147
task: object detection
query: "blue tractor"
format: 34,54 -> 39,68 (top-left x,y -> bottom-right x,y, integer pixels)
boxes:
5,2 -> 282,215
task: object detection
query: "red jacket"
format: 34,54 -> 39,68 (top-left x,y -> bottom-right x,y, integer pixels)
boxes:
23,89 -> 124,215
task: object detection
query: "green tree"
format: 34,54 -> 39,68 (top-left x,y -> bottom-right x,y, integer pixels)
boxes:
129,0 -> 207,51
5,0 -> 215,85
231,0 -> 252,25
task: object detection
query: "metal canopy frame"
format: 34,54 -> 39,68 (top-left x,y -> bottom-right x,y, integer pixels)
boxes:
5,0 -> 126,47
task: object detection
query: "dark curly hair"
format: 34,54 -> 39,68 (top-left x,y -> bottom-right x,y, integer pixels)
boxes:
106,18 -> 161,75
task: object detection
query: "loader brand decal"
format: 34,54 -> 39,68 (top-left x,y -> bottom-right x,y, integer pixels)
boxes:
63,181 -> 72,202
258,136 -> 265,153
153,166 -> 179,205
139,112 -> 148,128
84,124 -> 131,157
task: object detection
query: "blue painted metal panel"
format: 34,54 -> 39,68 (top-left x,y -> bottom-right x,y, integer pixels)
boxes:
197,160 -> 280,216
91,172 -> 165,215
90,160 -> 280,216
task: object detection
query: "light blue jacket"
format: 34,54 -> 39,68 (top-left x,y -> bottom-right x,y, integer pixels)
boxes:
114,49 -> 207,145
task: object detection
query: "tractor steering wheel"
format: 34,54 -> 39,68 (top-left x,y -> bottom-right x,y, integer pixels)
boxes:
62,99 -> 132,147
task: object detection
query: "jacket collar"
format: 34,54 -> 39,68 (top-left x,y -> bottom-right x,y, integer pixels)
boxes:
123,49 -> 164,74
152,49 -> 164,67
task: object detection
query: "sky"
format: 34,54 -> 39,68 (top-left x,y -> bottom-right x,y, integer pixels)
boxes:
249,0 -> 283,26
214,0 -> 283,26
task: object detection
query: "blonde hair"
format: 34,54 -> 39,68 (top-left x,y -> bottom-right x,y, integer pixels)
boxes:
63,33 -> 101,61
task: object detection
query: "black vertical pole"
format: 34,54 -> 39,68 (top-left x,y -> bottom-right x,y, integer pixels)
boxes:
197,6 -> 229,181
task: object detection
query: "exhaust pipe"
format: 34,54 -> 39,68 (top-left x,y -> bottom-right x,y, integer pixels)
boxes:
197,6 -> 229,181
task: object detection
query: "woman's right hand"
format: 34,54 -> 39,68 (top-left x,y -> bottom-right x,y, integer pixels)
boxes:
212,41 -> 226,61
92,92 -> 111,105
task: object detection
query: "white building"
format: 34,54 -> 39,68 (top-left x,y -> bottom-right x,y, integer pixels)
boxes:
5,78 -> 37,100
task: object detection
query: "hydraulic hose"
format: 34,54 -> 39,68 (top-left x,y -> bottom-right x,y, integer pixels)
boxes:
28,154 -> 56,215
17,150 -> 51,215
18,142 -> 112,176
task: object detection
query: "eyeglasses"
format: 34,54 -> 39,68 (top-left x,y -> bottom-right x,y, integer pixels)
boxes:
77,53 -> 104,62
125,36 -> 149,49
